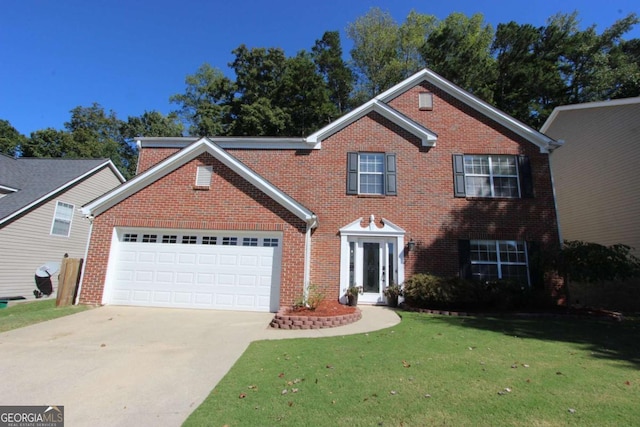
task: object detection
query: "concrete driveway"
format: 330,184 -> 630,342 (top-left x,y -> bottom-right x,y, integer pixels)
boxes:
0,305 -> 400,426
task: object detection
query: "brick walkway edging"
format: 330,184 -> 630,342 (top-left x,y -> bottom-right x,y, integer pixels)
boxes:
270,308 -> 362,329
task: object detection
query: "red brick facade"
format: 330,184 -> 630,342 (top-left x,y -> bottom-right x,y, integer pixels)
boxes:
80,73 -> 560,309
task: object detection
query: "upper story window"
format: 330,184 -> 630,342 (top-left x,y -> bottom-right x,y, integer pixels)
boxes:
51,201 -> 74,237
346,152 -> 397,196
453,154 -> 533,199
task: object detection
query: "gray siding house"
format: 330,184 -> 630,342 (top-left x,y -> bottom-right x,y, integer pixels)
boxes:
0,155 -> 125,299
541,97 -> 640,255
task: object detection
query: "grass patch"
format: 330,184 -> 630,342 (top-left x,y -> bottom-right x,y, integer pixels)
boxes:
0,300 -> 90,333
185,312 -> 640,427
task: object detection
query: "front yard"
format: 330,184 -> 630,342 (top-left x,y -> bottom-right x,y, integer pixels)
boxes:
0,299 -> 90,333
186,312 -> 639,426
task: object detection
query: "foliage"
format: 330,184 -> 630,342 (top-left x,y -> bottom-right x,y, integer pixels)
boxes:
185,312 -> 640,426
382,283 -> 403,298
0,119 -> 27,157
312,31 -> 355,117
346,285 -> 362,296
305,284 -> 325,311
402,273 -> 535,311
561,240 -> 640,283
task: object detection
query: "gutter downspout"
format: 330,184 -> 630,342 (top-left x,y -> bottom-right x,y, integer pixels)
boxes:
75,213 -> 94,305
303,215 -> 318,302
547,142 -> 564,245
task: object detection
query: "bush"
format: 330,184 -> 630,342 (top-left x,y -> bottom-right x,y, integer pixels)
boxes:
403,273 -> 535,311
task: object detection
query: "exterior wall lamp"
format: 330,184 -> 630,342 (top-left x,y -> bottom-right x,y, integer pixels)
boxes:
406,239 -> 416,252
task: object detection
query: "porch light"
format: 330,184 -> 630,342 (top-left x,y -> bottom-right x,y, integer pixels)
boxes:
407,239 -> 416,252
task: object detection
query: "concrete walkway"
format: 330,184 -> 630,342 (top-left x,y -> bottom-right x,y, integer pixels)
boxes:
0,305 -> 400,426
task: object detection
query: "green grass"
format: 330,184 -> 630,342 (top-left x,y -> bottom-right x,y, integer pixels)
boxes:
185,312 -> 640,427
0,299 -> 90,333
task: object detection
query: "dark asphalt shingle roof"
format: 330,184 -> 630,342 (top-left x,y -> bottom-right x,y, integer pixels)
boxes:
0,155 -> 112,224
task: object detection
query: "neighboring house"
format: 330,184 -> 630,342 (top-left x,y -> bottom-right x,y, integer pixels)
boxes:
541,97 -> 640,255
79,69 -> 561,312
0,155 -> 125,298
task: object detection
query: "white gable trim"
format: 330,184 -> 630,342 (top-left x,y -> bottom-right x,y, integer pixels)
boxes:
339,215 -> 406,237
378,69 -> 556,153
306,100 -> 437,147
136,136 -> 320,150
0,160 -> 124,226
82,138 -> 318,227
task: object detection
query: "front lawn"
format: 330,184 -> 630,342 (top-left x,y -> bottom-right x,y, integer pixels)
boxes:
0,299 -> 90,333
185,312 -> 639,427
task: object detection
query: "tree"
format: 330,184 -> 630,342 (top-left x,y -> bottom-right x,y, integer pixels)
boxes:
0,119 -> 27,157
169,63 -> 235,136
423,13 -> 496,101
121,111 -> 184,139
312,31 -> 354,117
22,128 -> 75,158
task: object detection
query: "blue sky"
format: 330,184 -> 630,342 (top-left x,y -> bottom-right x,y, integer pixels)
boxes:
1,0 -> 638,137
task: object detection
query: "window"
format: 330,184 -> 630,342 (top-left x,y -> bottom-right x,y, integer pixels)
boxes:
453,154 -> 533,198
202,236 -> 217,245
347,152 -> 397,196
142,234 -> 157,243
122,233 -> 138,242
465,240 -> 529,284
162,235 -> 177,244
222,237 -> 237,246
242,237 -> 258,246
182,235 -> 197,244
51,201 -> 74,236
263,238 -> 279,247
195,165 -> 213,187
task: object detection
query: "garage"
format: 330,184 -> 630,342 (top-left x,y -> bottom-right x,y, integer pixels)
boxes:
103,228 -> 282,312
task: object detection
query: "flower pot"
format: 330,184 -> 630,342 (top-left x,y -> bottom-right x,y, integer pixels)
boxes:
387,294 -> 398,307
347,294 -> 358,306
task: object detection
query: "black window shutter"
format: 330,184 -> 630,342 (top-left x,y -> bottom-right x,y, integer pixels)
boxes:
453,154 -> 466,197
526,241 -> 543,290
458,240 -> 472,280
518,156 -> 534,198
385,153 -> 397,195
347,152 -> 358,194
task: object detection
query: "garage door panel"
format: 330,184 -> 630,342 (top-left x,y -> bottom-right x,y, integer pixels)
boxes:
107,230 -> 281,312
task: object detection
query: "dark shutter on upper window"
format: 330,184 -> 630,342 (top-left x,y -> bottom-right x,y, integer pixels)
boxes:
452,154 -> 466,197
347,152 -> 358,195
458,239 -> 472,280
518,156 -> 534,198
385,153 -> 397,196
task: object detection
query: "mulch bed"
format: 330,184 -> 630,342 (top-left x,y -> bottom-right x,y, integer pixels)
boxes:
270,300 -> 361,330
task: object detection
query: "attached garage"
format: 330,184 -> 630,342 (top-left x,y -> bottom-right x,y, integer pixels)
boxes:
103,228 -> 282,312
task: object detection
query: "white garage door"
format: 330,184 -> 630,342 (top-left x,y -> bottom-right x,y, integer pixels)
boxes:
105,229 -> 282,312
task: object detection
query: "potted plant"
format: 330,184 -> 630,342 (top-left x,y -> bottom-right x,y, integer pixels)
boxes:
346,285 -> 362,306
383,284 -> 403,307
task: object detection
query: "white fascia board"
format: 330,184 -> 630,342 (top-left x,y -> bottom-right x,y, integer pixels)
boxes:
0,184 -> 18,192
378,69 -> 556,153
136,136 -> 318,150
84,138 -> 318,227
306,100 -> 437,146
2,160 -> 121,226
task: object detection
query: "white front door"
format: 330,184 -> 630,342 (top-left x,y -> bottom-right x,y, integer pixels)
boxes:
352,238 -> 397,304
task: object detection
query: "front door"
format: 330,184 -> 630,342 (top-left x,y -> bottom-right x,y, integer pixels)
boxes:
355,239 -> 395,304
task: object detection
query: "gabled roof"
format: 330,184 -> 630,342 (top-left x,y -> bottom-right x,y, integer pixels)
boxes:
306,99 -> 438,147
82,138 -> 318,227
308,68 -> 558,153
0,155 -> 125,226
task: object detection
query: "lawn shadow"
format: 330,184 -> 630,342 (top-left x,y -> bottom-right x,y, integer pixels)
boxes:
413,313 -> 640,369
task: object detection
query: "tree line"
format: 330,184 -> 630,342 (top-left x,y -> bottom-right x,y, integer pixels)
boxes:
1,8 -> 638,178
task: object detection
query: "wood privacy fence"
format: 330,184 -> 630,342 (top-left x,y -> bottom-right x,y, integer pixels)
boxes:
56,257 -> 83,307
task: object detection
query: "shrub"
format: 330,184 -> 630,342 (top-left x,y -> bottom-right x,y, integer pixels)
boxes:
403,274 -> 533,311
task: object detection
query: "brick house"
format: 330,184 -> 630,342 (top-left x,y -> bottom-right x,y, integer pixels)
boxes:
78,69 -> 561,312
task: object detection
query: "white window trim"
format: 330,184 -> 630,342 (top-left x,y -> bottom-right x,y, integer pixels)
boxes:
470,240 -> 530,284
464,155 -> 520,198
358,153 -> 385,195
50,201 -> 75,237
